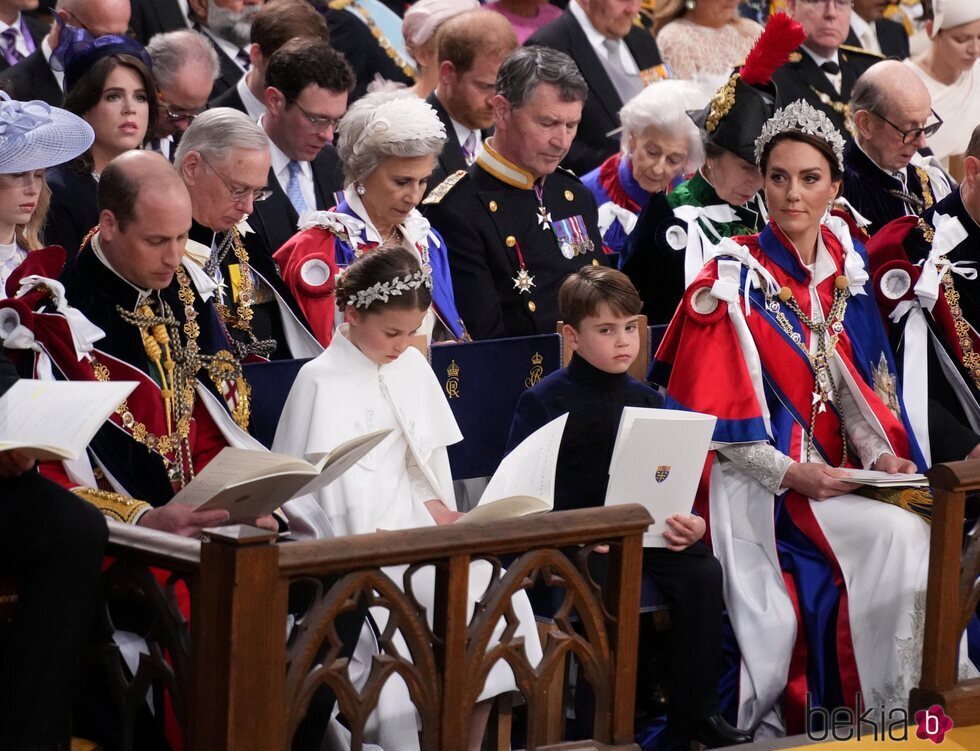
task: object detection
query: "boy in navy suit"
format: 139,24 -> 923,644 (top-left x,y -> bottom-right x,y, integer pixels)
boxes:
505,267 -> 749,748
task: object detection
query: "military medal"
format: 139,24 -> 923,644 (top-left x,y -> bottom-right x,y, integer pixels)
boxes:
553,215 -> 595,258
560,241 -> 575,259
534,182 -> 552,231
510,240 -> 535,294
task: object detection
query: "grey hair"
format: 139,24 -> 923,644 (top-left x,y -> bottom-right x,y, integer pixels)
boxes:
849,72 -> 891,118
496,46 -> 587,109
336,90 -> 447,184
174,108 -> 269,167
619,80 -> 705,172
146,30 -> 220,90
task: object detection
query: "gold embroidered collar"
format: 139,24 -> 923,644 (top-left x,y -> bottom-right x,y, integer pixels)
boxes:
476,138 -> 536,190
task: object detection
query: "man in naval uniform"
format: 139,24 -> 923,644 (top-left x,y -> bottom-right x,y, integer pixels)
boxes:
773,0 -> 882,138
843,60 -> 951,235
422,46 -> 607,340
866,124 -> 980,464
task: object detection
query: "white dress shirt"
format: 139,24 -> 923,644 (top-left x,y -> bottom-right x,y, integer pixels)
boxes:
801,45 -> 842,93
263,117 -> 317,211
850,15 -> 881,56
236,74 -> 267,121
568,0 -> 640,76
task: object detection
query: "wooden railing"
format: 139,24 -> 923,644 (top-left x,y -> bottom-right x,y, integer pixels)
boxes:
96,506 -> 651,751
910,461 -> 980,723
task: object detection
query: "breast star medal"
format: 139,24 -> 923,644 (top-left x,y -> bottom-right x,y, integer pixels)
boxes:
537,205 -> 553,230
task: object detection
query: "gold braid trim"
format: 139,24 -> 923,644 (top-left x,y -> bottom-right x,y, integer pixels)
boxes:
807,86 -> 855,137
73,487 -> 151,524
328,0 -> 417,80
705,73 -> 738,133
914,166 -> 934,211
855,485 -> 932,523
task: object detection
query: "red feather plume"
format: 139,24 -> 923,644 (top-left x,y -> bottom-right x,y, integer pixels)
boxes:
739,12 -> 807,87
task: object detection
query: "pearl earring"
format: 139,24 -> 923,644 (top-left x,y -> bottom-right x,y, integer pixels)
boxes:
355,183 -> 366,196
685,0 -> 696,9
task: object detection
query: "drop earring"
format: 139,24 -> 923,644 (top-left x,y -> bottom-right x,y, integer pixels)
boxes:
356,183 -> 366,196
685,0 -> 696,10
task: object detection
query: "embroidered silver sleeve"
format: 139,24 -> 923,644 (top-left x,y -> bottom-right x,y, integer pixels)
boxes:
839,380 -> 891,468
718,442 -> 794,495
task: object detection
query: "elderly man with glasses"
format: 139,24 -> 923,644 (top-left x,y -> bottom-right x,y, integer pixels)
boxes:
174,107 -> 323,363
772,0 -> 883,137
843,58 -> 952,235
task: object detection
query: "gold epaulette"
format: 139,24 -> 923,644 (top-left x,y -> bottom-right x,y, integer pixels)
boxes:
328,0 -> 355,9
73,487 -> 151,524
422,170 -> 466,206
840,44 -> 885,59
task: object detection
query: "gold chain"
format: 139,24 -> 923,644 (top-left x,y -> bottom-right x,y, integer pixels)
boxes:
765,278 -> 851,466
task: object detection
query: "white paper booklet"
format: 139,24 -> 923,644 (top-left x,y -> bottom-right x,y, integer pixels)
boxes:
170,429 -> 392,521
604,407 -> 716,547
0,379 -> 139,460
836,468 -> 929,488
457,413 -> 568,524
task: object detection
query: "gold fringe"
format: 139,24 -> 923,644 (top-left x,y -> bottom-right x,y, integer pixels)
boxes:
855,485 -> 933,522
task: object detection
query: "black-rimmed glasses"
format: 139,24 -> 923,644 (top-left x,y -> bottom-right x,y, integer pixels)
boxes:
871,109 -> 944,144
199,153 -> 273,205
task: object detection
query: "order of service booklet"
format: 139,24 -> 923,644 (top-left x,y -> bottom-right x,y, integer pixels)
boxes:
170,429 -> 392,522
604,407 -> 716,547
835,468 -> 929,488
456,412 -> 569,524
0,379 -> 139,460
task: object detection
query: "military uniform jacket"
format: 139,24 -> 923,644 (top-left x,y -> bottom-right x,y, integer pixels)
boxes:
772,45 -> 882,138
422,140 -> 607,340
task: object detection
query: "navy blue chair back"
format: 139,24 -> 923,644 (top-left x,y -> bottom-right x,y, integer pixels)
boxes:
429,334 -> 563,480
243,358 -> 313,448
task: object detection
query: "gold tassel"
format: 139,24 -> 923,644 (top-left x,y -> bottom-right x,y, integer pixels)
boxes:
855,486 -> 933,522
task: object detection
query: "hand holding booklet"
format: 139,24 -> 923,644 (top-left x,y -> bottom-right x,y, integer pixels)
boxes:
456,413 -> 568,524
834,468 -> 929,488
0,379 -> 139,460
604,407 -> 716,547
170,429 -> 391,522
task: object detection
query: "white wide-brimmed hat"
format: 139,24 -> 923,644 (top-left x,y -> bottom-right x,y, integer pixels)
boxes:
0,92 -> 94,174
931,0 -> 980,37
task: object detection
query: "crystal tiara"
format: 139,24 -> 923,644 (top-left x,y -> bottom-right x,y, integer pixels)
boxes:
347,268 -> 433,309
754,99 -> 846,172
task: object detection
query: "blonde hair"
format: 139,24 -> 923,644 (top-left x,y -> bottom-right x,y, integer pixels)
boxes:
5,175 -> 52,251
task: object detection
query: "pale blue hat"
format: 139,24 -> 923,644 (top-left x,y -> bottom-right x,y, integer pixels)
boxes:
0,92 -> 94,174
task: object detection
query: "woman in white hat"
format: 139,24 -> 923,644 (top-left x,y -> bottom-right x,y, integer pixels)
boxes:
906,0 -> 980,165
0,92 -> 93,297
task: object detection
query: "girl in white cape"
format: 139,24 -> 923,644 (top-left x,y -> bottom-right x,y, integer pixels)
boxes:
274,246 -> 541,750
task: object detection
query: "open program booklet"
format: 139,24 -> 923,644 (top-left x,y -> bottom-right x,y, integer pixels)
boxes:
0,379 -> 139,460
170,429 -> 392,521
456,413 -> 568,524
604,407 -> 716,547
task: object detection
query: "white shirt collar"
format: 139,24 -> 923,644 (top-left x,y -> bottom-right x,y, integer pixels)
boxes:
850,14 -> 872,40
568,0 -> 638,73
800,44 -> 841,69
236,73 -> 266,120
41,36 -> 65,90
261,116 -> 312,183
450,115 -> 479,154
0,13 -> 21,34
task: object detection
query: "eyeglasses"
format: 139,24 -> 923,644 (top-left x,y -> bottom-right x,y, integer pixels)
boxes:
199,154 -> 272,205
870,109 -> 944,144
797,0 -> 853,8
294,102 -> 342,134
160,101 -> 202,124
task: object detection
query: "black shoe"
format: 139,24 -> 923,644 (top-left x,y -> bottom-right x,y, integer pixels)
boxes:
688,714 -> 753,747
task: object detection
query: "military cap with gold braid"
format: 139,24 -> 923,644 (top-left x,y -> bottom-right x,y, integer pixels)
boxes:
690,13 -> 807,165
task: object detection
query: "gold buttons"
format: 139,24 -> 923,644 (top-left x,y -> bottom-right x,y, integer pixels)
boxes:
528,300 -> 536,312
564,190 -> 574,201
489,200 -> 498,212
592,259 -> 600,266
505,235 -> 516,247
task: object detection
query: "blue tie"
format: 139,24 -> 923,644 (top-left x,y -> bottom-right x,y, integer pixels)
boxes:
285,160 -> 307,215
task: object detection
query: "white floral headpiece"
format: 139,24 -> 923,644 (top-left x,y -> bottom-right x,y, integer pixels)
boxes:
347,268 -> 433,309
754,99 -> 846,172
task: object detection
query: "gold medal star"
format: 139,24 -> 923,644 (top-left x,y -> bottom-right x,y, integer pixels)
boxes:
512,268 -> 535,293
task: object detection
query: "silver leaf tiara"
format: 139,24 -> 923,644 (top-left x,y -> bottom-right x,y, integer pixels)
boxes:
347,268 -> 433,309
754,99 -> 846,172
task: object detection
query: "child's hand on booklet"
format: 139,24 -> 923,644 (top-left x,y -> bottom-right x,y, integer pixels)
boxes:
871,453 -> 917,474
425,499 -> 465,525
663,514 -> 706,552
